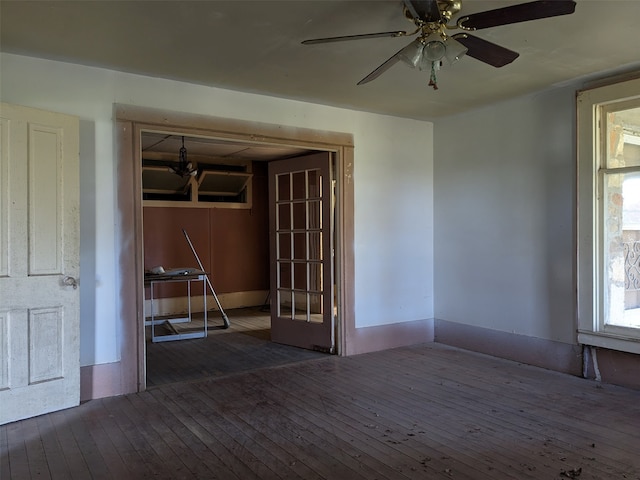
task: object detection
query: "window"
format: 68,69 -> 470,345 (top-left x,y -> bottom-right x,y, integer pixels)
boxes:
197,169 -> 252,203
577,76 -> 640,353
142,165 -> 193,202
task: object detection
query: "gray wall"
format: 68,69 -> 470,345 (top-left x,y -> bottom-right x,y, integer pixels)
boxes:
434,85 -> 577,345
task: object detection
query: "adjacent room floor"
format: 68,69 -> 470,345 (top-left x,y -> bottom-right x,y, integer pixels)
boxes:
145,306 -> 327,387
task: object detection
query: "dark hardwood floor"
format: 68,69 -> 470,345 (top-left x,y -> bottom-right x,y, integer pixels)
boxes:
2,315 -> 640,479
145,307 -> 327,387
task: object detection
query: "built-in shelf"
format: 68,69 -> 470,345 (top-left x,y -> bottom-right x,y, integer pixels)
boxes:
142,162 -> 252,208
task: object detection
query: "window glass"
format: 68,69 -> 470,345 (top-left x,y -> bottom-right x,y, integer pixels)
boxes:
601,106 -> 640,330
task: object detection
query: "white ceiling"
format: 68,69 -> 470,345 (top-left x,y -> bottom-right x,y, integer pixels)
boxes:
1,0 -> 640,121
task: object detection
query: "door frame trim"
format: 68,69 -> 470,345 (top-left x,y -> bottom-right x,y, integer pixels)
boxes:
115,104 -> 355,391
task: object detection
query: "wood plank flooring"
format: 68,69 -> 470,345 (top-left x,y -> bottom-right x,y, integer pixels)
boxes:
3,334 -> 640,479
146,307 -> 327,387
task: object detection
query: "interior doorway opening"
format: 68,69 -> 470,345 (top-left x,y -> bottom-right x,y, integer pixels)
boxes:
139,130 -> 335,386
115,105 -> 355,393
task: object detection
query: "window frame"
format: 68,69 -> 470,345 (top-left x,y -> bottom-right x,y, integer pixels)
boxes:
577,75 -> 640,354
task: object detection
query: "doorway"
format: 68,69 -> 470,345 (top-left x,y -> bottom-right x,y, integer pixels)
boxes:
139,131 -> 334,385
116,105 -> 355,392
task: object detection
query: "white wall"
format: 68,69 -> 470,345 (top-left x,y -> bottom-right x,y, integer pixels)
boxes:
354,114 -> 434,327
434,85 -> 576,343
1,53 -> 434,366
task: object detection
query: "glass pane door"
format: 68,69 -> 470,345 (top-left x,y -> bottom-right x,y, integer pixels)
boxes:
268,153 -> 333,352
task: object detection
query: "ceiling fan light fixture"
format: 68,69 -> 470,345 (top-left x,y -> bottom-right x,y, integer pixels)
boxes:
418,57 -> 440,72
422,32 -> 446,62
443,37 -> 468,65
397,39 -> 425,68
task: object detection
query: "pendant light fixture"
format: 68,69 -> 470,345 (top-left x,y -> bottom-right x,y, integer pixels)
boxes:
170,136 -> 197,177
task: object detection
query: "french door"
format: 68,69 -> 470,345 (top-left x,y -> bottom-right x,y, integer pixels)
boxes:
268,152 -> 334,352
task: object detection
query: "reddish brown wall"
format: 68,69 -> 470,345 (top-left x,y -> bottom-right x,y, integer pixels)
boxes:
143,162 -> 269,299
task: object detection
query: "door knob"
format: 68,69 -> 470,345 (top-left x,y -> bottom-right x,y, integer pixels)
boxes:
62,276 -> 78,289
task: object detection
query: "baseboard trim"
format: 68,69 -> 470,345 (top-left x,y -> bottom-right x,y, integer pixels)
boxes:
144,290 -> 268,317
80,362 -> 124,401
434,318 -> 583,376
582,346 -> 640,390
81,319 -> 609,400
345,319 -> 434,356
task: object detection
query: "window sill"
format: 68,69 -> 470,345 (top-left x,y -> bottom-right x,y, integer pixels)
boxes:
578,331 -> 640,354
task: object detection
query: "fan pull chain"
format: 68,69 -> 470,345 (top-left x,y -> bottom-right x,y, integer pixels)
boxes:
428,61 -> 438,90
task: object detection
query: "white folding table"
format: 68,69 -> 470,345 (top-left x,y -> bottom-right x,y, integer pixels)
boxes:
144,270 -> 208,342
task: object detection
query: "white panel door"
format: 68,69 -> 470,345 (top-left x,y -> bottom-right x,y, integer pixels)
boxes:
268,152 -> 334,352
0,103 -> 80,425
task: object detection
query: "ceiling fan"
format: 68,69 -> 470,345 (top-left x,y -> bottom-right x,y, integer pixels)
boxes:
302,0 -> 576,89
